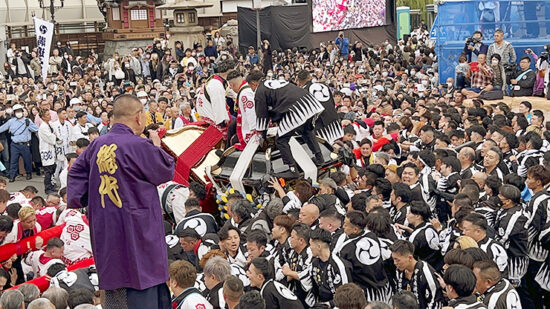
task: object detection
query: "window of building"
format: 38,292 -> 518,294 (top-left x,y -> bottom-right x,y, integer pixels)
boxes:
188,12 -> 196,23
131,9 -> 148,20
155,8 -> 162,19
112,7 -> 120,20
176,13 -> 185,23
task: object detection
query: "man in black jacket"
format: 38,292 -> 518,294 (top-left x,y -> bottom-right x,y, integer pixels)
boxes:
391,239 -> 444,309
444,265 -> 487,309
253,75 -> 325,179
247,257 -> 304,309
473,260 -> 521,309
510,56 -> 536,97
203,256 -> 232,309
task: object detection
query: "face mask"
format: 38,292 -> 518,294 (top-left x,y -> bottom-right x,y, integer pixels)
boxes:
125,64 -> 130,68
140,98 -> 147,104
64,55 -> 69,59
492,60 -> 499,66
189,66 -> 194,71
422,80 -> 429,86
15,112 -> 23,118
447,83 -> 453,88
382,72 -> 388,77
410,70 -> 416,76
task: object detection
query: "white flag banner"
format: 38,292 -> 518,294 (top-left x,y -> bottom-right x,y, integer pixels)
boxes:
33,17 -> 54,84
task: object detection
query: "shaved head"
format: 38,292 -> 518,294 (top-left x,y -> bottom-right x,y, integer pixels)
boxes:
112,94 -> 146,135
299,203 -> 320,226
113,94 -> 144,121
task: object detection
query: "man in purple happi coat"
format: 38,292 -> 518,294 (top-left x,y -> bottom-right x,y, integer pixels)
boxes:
67,94 -> 175,309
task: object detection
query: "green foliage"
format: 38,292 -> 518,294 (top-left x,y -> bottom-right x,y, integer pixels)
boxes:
397,0 -> 433,21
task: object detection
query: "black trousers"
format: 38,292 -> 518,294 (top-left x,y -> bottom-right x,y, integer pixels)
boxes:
43,164 -> 56,194
276,118 -> 321,168
105,283 -> 171,309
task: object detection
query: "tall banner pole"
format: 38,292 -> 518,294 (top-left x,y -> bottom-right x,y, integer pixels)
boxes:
33,17 -> 54,85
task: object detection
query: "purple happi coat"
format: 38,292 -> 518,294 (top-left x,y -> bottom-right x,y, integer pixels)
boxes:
67,123 -> 175,290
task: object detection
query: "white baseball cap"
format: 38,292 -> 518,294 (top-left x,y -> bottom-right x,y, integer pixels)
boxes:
137,91 -> 148,98
12,104 -> 24,111
69,97 -> 82,106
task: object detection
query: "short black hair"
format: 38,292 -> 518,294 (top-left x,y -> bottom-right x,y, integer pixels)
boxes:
392,182 -> 412,203
47,262 -> 67,277
6,203 -> 22,219
217,225 -> 240,241
346,210 -> 367,230
67,288 -> 94,308
246,70 -> 264,84
463,213 -> 487,231
75,111 -> 87,119
189,182 -> 207,200
443,264 -> 477,297
392,290 -> 419,309
76,138 -> 90,148
217,59 -> 235,73
291,223 -> 311,243
390,239 -> 415,256
227,70 -> 242,81
66,152 -> 79,161
409,201 -> 431,221
47,237 -> 64,250
23,186 -> 39,194
246,229 -> 268,247
239,290 -> 266,309
250,257 -> 272,280
184,198 -> 200,210
441,156 -> 461,173
374,178 -> 392,200
0,215 -> 13,233
309,228 -> 331,245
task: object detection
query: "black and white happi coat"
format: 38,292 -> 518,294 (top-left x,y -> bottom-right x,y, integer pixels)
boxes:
260,279 -> 305,309
337,230 -> 391,302
478,236 -> 509,278
447,295 -> 488,309
395,260 -> 444,309
49,266 -> 99,293
439,218 -> 462,256
479,279 -> 521,309
174,209 -> 219,238
409,222 -> 444,271
277,247 -> 314,307
303,81 -> 343,144
516,149 -> 544,178
390,204 -> 409,226
204,281 -> 226,309
254,80 -> 325,136
310,252 -> 352,303
525,190 -> 550,263
534,217 -> 550,291
494,205 -> 529,280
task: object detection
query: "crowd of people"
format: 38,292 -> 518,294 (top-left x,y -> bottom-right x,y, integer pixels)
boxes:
0,21 -> 549,309
312,0 -> 386,32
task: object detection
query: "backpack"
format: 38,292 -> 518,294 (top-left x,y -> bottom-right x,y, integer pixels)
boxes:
479,89 -> 504,100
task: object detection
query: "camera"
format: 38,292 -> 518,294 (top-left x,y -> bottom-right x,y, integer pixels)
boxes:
466,37 -> 480,46
541,45 -> 550,61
